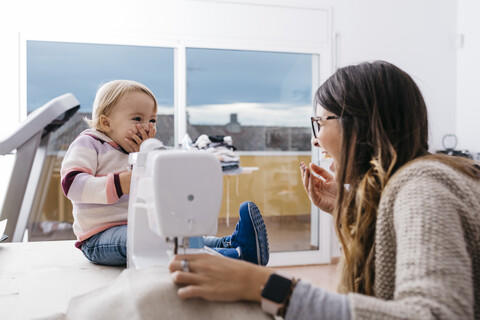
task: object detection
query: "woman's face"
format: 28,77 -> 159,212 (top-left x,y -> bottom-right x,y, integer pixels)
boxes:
312,104 -> 342,173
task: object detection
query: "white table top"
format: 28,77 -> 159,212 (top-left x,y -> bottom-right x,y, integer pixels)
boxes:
0,240 -> 123,320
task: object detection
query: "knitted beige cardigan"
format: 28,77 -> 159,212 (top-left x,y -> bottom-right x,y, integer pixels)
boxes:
349,160 -> 480,319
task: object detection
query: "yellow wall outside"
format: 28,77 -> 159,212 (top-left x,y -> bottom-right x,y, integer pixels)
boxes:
219,155 -> 311,219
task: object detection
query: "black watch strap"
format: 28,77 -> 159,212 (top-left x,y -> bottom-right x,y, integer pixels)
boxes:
261,273 -> 298,317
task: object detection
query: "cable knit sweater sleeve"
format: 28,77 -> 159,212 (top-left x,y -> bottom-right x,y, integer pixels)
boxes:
348,161 -> 477,319
286,281 -> 351,320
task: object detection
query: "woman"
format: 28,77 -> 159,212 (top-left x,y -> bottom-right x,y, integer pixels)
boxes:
169,61 -> 480,319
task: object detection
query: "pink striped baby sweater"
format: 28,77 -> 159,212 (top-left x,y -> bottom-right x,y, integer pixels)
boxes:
61,129 -> 129,242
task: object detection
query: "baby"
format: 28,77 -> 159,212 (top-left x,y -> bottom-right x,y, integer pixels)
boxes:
61,80 -> 269,266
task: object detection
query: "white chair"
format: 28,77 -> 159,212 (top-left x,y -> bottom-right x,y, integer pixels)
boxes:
0,93 -> 79,241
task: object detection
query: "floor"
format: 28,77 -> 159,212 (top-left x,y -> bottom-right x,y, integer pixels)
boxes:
275,262 -> 339,293
216,215 -> 312,252
220,217 -> 340,293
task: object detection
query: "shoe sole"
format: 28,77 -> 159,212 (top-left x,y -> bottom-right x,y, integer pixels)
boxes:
247,202 -> 269,266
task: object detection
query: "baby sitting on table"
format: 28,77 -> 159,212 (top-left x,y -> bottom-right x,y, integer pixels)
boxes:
61,79 -> 269,267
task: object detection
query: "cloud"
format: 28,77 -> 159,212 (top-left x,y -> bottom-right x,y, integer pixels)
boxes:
186,102 -> 311,127
157,105 -> 174,115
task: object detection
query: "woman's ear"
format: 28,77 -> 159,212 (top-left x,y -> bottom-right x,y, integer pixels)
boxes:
99,115 -> 111,133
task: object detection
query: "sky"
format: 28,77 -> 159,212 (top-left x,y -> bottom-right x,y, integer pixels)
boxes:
27,41 -> 313,127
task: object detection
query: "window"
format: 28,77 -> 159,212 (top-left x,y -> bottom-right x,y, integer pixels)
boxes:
26,40 -> 174,240
25,39 -> 328,265
186,48 -> 315,252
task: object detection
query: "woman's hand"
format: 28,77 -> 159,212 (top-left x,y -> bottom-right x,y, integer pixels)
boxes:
300,162 -> 338,213
169,254 -> 273,302
124,123 -> 157,152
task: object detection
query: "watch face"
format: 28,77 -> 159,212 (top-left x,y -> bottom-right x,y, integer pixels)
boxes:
262,274 -> 292,303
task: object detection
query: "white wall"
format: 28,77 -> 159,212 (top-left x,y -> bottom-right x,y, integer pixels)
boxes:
330,0 -> 458,153
457,0 -> 480,155
0,0 -> 462,207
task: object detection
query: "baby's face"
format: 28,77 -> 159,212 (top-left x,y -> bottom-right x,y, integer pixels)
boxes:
104,91 -> 157,151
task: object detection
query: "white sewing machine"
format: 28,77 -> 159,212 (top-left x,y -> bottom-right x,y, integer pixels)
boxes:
127,139 -> 223,269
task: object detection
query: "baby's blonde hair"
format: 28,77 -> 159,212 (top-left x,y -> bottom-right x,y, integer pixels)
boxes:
86,80 -> 157,131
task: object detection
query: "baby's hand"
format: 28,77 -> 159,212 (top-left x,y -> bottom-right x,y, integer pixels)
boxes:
124,123 -> 157,152
119,171 -> 132,195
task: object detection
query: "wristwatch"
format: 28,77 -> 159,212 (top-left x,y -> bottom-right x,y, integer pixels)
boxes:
261,273 -> 297,317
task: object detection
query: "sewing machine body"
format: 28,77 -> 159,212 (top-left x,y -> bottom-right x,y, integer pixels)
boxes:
127,139 -> 223,269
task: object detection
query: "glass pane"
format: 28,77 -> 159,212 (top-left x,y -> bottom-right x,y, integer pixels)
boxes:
186,48 -> 314,252
26,40 -> 174,240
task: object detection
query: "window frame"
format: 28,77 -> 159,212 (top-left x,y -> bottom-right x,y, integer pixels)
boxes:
20,30 -> 334,266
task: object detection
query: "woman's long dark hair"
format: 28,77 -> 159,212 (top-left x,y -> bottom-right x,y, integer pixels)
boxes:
315,61 -> 430,295
316,61 -> 480,295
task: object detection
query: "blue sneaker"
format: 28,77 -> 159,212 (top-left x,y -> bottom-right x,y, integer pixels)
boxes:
229,201 -> 269,266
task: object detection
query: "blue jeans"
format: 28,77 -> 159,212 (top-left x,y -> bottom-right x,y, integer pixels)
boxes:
81,225 -> 232,266
81,225 -> 127,266
203,236 -> 231,248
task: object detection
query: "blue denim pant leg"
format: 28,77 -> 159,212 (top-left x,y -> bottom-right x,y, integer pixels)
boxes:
203,236 -> 231,248
81,225 -> 127,266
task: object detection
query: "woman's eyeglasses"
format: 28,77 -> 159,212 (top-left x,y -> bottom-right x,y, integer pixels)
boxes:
310,116 -> 339,138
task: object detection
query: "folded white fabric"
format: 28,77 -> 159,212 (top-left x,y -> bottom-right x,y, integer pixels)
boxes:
48,266 -> 271,320
193,134 -> 212,150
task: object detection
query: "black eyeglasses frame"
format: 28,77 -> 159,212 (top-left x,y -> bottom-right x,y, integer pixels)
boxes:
310,116 -> 339,138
